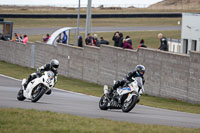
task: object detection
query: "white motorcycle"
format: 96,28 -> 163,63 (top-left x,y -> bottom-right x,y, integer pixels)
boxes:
99,77 -> 144,113
17,71 -> 55,102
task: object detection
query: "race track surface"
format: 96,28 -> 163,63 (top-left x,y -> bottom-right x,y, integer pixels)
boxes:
0,74 -> 200,128
13,26 -> 181,35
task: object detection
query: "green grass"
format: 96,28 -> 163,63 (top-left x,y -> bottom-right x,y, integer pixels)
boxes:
6,17 -> 181,28
29,30 -> 181,49
1,108 -> 199,133
1,60 -> 200,114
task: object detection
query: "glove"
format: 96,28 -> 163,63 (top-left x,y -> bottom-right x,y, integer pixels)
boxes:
36,70 -> 42,77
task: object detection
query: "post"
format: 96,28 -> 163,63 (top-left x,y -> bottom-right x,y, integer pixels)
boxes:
76,0 -> 81,45
31,45 -> 35,68
85,0 -> 92,38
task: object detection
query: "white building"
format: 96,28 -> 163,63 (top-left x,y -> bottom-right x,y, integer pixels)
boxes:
181,13 -> 200,54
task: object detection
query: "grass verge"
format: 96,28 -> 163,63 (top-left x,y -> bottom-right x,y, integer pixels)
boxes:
29,30 -> 181,49
1,61 -> 200,114
0,107 -> 200,133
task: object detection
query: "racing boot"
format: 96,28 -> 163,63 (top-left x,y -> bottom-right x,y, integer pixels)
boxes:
23,75 -> 32,90
118,95 -> 123,104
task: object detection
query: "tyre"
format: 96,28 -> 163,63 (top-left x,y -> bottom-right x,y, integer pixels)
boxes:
31,85 -> 46,103
45,89 -> 52,95
122,95 -> 138,113
17,89 -> 26,101
99,95 -> 108,110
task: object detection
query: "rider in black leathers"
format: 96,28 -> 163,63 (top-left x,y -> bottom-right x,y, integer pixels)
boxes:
108,65 -> 145,103
112,65 -> 145,91
23,59 -> 59,94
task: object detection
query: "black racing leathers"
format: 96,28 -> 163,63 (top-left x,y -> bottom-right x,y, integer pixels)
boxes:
159,37 -> 168,51
112,71 -> 145,90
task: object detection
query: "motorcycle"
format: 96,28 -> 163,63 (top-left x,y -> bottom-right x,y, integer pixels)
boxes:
99,77 -> 144,113
17,71 -> 55,102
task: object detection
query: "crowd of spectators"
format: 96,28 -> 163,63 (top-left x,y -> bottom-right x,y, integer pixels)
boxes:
84,33 -> 109,47
112,31 -> 148,50
12,33 -> 28,44
3,31 -> 167,51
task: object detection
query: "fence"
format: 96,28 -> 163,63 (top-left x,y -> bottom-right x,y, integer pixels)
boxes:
168,38 -> 181,53
0,40 -> 200,104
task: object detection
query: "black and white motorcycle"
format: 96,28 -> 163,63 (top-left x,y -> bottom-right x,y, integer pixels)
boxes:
17,71 -> 55,102
99,77 -> 144,113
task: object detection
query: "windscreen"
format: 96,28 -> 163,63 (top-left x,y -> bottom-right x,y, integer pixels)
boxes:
135,77 -> 143,88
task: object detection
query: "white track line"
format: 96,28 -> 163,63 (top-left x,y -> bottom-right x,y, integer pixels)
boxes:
0,74 -> 98,98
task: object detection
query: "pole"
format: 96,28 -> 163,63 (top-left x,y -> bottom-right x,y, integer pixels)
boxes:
76,0 -> 81,45
85,0 -> 92,38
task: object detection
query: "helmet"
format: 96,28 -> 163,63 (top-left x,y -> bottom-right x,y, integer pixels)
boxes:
136,65 -> 145,76
50,59 -> 59,71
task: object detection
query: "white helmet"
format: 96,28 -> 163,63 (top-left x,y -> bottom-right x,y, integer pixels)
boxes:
50,59 -> 59,71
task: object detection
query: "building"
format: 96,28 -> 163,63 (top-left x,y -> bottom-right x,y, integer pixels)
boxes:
181,13 -> 200,54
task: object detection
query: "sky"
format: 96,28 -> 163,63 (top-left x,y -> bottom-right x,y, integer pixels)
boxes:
0,0 -> 164,8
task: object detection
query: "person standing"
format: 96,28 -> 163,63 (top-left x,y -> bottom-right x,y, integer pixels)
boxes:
158,33 -> 168,51
93,34 -> 100,47
43,34 -> 50,43
78,36 -> 83,47
22,35 -> 28,44
112,32 -> 121,47
99,37 -> 109,45
138,39 -> 147,48
85,33 -> 93,46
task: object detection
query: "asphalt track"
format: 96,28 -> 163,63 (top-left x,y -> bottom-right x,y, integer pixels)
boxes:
0,74 -> 200,128
13,26 -> 181,35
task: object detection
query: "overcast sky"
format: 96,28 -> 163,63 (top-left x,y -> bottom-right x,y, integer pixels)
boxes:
0,0 -> 164,7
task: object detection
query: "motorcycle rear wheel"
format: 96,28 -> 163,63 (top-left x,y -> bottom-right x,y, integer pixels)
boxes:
17,89 -> 26,101
122,95 -> 138,113
99,94 -> 108,110
31,85 -> 46,103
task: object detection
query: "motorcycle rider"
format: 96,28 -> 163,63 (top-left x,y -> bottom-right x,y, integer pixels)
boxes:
23,59 -> 59,94
108,65 -> 145,103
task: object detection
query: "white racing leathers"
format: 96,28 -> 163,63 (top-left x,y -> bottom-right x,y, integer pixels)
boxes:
17,71 -> 56,102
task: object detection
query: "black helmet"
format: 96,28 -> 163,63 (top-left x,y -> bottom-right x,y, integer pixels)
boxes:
136,65 -> 145,76
51,59 -> 59,71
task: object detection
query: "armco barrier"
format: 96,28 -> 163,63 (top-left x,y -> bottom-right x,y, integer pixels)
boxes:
0,13 -> 182,18
0,40 -> 199,104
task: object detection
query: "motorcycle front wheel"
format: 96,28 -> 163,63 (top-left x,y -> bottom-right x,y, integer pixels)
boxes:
17,89 -> 26,101
99,94 -> 108,110
122,95 -> 138,113
31,85 -> 46,103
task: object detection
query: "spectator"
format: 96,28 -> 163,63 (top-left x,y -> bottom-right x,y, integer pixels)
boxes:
112,31 -> 121,47
43,34 -> 50,42
78,36 -> 83,47
119,32 -> 124,47
13,33 -> 21,42
0,33 -> 8,41
158,33 -> 168,51
85,33 -> 93,46
123,39 -> 133,50
99,37 -> 109,45
138,39 -> 147,48
62,31 -> 68,44
22,34 -> 28,44
56,33 -> 62,43
125,35 -> 132,46
93,34 -> 100,47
